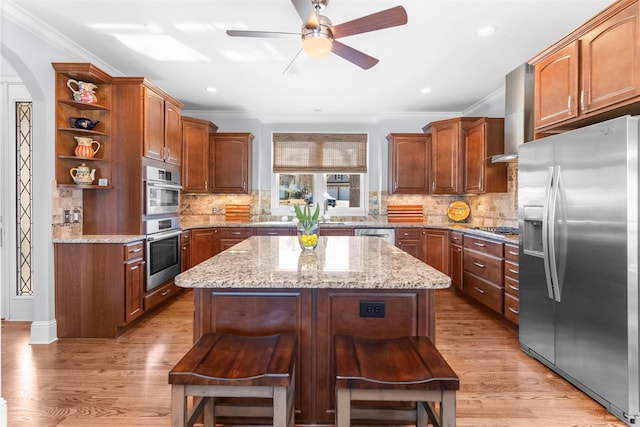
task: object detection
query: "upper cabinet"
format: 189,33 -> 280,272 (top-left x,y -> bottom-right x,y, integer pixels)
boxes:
182,116 -> 218,193
210,132 -> 253,194
52,63 -> 113,189
532,0 -> 640,133
142,84 -> 183,165
387,133 -> 430,194
463,118 -> 507,194
423,117 -> 480,194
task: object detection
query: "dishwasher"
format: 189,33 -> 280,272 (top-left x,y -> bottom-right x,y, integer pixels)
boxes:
353,228 -> 395,245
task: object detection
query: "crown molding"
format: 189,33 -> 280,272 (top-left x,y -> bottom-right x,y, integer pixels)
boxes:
463,86 -> 505,116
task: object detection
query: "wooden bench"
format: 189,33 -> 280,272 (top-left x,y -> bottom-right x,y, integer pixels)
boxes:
169,333 -> 296,427
334,335 -> 459,427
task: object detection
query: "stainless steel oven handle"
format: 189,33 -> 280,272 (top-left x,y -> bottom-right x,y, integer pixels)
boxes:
146,181 -> 183,190
146,229 -> 182,241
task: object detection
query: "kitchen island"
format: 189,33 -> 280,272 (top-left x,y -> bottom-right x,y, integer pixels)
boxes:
175,235 -> 451,425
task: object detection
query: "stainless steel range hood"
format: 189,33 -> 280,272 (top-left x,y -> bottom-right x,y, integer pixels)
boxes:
492,63 -> 534,163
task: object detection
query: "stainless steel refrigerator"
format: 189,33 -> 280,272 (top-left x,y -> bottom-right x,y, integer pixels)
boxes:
519,115 -> 640,425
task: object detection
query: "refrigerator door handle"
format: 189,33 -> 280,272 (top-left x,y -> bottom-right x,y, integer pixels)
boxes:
548,165 -> 562,302
542,166 -> 556,300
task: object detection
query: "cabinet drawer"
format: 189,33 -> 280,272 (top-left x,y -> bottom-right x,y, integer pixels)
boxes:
144,280 -> 181,311
504,293 -> 519,324
464,235 -> 503,257
254,227 -> 293,236
504,243 -> 519,262
396,228 -> 421,238
504,260 -> 519,279
449,231 -> 463,245
463,272 -> 503,313
124,241 -> 144,261
181,230 -> 191,244
504,276 -> 520,297
463,249 -> 503,285
219,228 -> 253,238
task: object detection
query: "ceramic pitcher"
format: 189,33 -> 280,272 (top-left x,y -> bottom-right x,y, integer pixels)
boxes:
73,136 -> 101,158
67,79 -> 98,104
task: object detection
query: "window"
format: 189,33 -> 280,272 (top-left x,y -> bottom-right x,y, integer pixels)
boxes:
271,133 -> 368,217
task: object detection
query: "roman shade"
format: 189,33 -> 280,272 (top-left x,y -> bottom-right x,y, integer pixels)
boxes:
273,133 -> 367,172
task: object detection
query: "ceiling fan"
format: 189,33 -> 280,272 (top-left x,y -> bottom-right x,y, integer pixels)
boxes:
226,0 -> 408,73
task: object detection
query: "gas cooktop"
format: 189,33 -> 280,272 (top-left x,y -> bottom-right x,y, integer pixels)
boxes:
472,226 -> 519,235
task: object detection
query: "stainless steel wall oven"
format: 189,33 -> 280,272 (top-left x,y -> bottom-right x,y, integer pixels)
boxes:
145,217 -> 181,292
145,165 -> 181,216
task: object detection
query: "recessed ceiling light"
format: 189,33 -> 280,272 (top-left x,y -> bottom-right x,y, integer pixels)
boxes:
421,88 -> 433,94
477,26 -> 496,37
206,87 -> 217,93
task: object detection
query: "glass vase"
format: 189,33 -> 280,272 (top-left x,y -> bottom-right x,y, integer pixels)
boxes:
297,222 -> 319,251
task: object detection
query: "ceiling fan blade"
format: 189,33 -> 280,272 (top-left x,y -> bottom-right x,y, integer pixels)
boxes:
331,40 -> 378,70
227,29 -> 300,38
291,0 -> 319,28
283,49 -> 307,74
331,6 -> 408,39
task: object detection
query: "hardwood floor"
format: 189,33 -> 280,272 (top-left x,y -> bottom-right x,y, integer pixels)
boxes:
1,288 -> 626,426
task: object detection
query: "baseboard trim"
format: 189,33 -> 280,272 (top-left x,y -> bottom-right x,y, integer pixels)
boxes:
30,320 -> 57,344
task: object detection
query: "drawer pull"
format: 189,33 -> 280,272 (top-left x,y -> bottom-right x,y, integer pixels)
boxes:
508,307 -> 519,315
508,268 -> 519,274
161,290 -> 171,296
509,284 -> 520,291
473,287 -> 485,294
130,248 -> 142,253
231,231 -> 242,235
451,236 -> 459,241
473,261 -> 486,268
266,232 -> 278,235
473,242 -> 486,247
508,250 -> 518,256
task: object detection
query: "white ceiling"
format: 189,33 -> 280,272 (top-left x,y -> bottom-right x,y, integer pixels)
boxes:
5,0 -> 615,120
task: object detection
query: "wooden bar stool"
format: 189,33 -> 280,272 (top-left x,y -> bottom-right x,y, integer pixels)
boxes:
169,333 -> 296,427
334,335 -> 459,427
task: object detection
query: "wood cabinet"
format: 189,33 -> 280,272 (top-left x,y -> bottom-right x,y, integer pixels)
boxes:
395,228 -> 423,260
504,242 -> 520,325
190,228 -> 219,267
534,41 -> 580,129
181,230 -> 192,272
192,287 -> 434,425
318,227 -> 354,236
462,235 -> 504,314
463,118 -> 507,194
254,227 -> 294,236
143,280 -> 182,312
55,239 -> 146,338
387,133 -> 431,194
423,117 -> 480,194
532,0 -> 640,132
181,116 -> 218,192
219,227 -> 253,251
210,132 -> 253,194
123,241 -> 145,325
52,63 -> 113,189
143,84 -> 183,165
422,228 -> 449,275
449,231 -> 463,290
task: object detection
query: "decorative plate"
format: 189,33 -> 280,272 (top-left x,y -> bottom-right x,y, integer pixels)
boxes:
447,201 -> 471,222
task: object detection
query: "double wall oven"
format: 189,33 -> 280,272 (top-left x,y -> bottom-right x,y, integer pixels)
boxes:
144,166 -> 182,292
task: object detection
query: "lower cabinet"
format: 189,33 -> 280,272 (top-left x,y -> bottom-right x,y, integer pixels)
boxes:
395,228 -> 423,259
181,230 -> 191,272
55,240 -> 146,338
143,279 -> 181,311
190,227 -> 219,267
395,227 -> 449,274
449,231 -> 463,290
219,227 -> 253,252
462,235 -> 504,314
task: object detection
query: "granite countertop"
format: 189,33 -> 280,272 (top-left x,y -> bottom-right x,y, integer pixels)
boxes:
175,235 -> 452,290
53,235 -> 146,244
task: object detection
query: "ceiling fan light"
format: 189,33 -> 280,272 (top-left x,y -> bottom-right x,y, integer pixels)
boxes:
303,34 -> 332,57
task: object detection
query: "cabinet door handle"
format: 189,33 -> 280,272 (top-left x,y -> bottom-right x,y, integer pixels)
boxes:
473,286 -> 485,294
508,307 -> 519,315
509,284 -> 520,291
473,261 -> 486,268
131,265 -> 139,271
567,95 -> 572,114
580,90 -> 586,111
456,247 -> 461,253
473,242 -> 486,247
